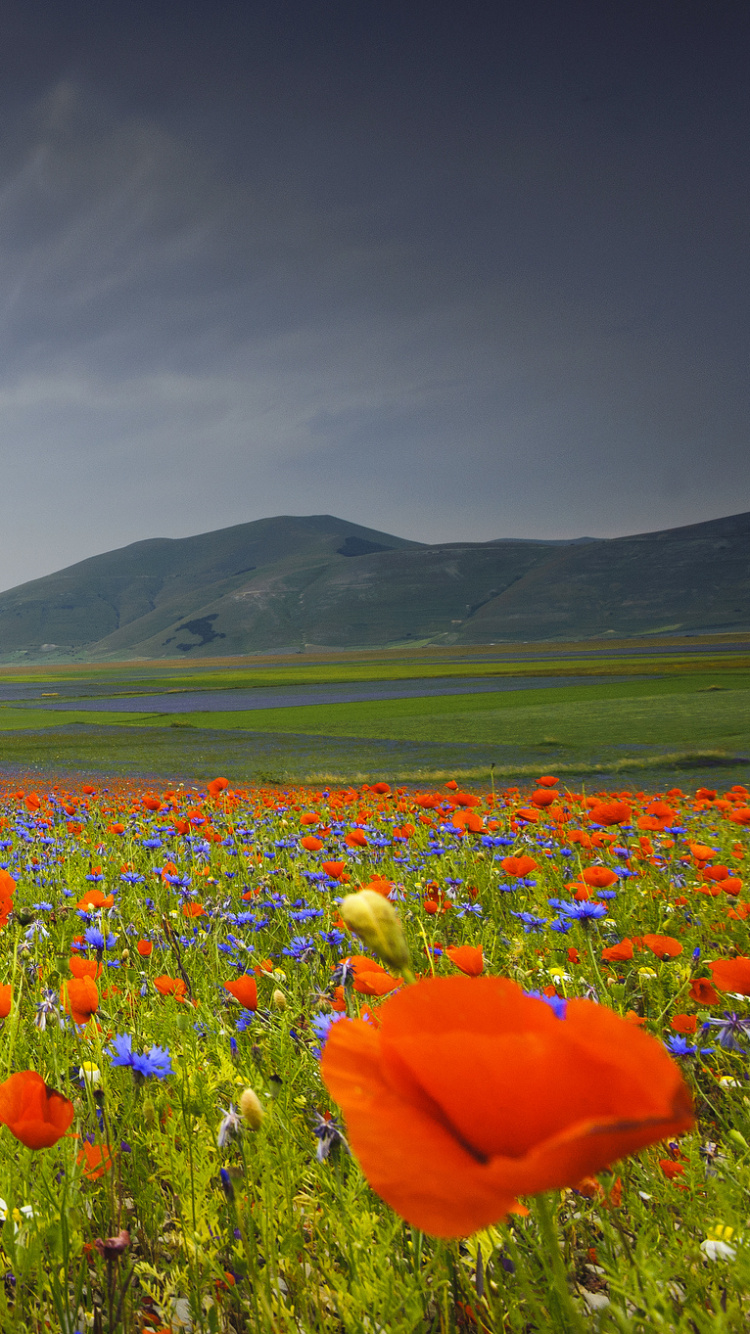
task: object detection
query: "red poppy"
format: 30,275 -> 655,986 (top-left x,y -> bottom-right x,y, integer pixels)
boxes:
588,801 -> 631,826
182,903 -> 205,918
223,975 -> 258,1010
361,877 -> 393,898
322,861 -> 347,880
0,985 -> 11,1018
529,789 -> 556,808
76,888 -> 114,912
345,829 -> 368,848
708,956 -> 750,995
300,836 -> 324,852
671,1014 -> 697,1035
154,976 -> 187,1000
500,856 -> 538,878
207,777 -> 229,798
642,934 -> 683,961
69,957 -> 102,980
78,1142 -> 113,1180
445,945 -> 484,976
136,940 -> 153,957
581,867 -> 618,889
601,939 -> 634,963
354,970 -> 402,997
62,977 -> 99,1025
0,1071 -> 74,1148
321,975 -> 693,1237
689,977 -> 719,1004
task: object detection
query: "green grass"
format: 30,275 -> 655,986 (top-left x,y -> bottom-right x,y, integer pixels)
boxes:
19,671 -> 747,750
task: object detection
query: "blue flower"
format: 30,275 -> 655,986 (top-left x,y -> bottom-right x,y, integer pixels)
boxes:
524,990 -> 568,1020
282,935 -> 317,962
106,1033 -> 173,1079
702,1012 -> 750,1052
309,1012 -> 346,1058
319,928 -> 347,950
510,911 -> 547,933
84,927 -> 118,951
548,898 -> 608,922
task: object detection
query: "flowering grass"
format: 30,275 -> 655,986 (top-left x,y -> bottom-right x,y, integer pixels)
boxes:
0,772 -> 747,1330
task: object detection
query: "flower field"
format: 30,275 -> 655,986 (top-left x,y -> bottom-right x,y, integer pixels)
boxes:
0,771 -> 749,1332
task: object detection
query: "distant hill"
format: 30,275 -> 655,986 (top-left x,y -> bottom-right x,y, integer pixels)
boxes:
0,510 -> 748,660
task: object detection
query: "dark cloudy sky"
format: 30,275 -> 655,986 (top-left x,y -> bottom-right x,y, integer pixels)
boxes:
0,0 -> 748,590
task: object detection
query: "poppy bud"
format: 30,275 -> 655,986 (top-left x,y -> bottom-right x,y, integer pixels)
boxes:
239,1087 -> 265,1130
272,989 -> 286,1011
339,891 -> 411,973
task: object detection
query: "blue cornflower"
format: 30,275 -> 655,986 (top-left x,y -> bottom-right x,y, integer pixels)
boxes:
319,928 -> 347,950
132,1045 -> 173,1079
510,911 -> 547,933
702,1012 -> 750,1052
106,1034 -> 173,1079
525,990 -> 568,1019
548,898 -> 608,921
311,1110 -> 349,1161
457,903 -> 483,918
235,1011 -> 255,1033
84,927 -> 118,950
283,935 -> 317,962
665,1035 -> 715,1058
310,1012 -> 346,1057
120,872 -> 144,885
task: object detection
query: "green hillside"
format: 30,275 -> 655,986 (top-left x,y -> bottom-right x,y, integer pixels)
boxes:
0,510 -> 748,661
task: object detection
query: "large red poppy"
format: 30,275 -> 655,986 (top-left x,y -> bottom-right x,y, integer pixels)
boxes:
0,1072 -> 74,1149
321,976 -> 693,1237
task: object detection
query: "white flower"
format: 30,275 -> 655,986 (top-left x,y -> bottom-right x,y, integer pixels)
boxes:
701,1238 -> 737,1262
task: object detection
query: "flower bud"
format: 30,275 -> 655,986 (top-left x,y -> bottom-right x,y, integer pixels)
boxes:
339,891 -> 410,972
272,988 -> 287,1011
239,1087 -> 265,1130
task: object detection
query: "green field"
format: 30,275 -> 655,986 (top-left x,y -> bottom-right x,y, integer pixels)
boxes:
0,650 -> 747,787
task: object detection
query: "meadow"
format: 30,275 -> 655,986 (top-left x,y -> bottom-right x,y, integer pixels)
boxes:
0,641 -> 748,790
0,771 -> 747,1331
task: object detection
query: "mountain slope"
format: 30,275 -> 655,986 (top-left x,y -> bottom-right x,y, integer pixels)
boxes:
0,511 -> 747,660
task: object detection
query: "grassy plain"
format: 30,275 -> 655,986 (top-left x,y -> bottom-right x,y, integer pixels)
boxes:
0,644 -> 746,787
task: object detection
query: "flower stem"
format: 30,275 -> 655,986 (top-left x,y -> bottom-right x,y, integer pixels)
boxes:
534,1193 -> 586,1334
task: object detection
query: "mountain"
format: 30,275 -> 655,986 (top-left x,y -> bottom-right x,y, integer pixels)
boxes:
0,510 -> 748,660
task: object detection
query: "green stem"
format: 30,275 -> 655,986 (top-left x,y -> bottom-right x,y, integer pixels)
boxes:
534,1193 -> 587,1334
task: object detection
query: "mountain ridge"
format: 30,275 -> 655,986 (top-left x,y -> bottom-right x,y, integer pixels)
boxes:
0,510 -> 748,660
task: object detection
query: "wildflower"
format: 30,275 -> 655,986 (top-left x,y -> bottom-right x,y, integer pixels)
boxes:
642,934 -> 683,961
93,1229 -> 130,1260
321,974 -> 693,1237
62,977 -> 99,1026
282,935 -> 317,962
702,1012 -> 750,1051
548,898 -> 607,922
0,1072 -> 74,1149
34,990 -> 59,1032
0,985 -> 11,1018
510,911 -> 547,933
690,977 -> 720,1004
311,1110 -> 349,1162
446,945 -> 484,976
78,1141 -> 113,1179
601,939 -> 634,962
223,975 -> 258,1010
106,1034 -> 173,1080
83,927 -> 117,951
217,1104 -> 242,1147
154,976 -> 187,1000
708,957 -> 750,995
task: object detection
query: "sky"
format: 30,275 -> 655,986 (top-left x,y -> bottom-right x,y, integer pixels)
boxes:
0,0 -> 748,591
